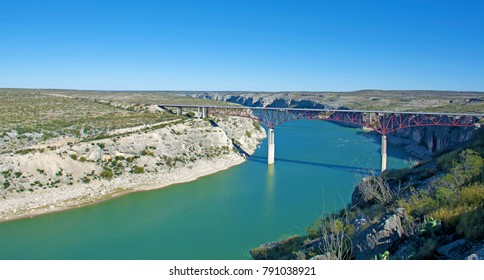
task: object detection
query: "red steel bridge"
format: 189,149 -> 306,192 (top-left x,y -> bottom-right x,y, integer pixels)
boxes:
160,104 -> 484,171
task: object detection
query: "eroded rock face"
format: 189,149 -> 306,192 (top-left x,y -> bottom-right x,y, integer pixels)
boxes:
389,126 -> 476,158
352,208 -> 409,260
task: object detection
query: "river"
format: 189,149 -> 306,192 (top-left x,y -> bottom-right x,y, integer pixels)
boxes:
0,120 -> 413,259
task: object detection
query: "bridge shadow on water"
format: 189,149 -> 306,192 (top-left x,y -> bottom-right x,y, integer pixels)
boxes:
248,155 -> 375,175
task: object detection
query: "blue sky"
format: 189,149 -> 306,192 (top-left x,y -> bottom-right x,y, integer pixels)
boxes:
0,0 -> 483,91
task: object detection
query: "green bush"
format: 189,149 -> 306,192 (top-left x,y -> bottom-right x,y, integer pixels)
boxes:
434,187 -> 456,205
446,150 -> 483,188
140,149 -> 155,156
456,183 -> 484,206
457,207 -> 484,240
253,121 -> 262,132
70,154 -> 78,160
397,191 -> 438,218
437,150 -> 460,171
132,166 -> 145,174
100,168 -> 114,180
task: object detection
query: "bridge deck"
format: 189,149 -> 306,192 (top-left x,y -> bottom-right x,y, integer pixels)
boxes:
159,104 -> 484,118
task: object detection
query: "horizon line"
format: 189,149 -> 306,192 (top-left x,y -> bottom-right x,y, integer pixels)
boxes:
2,87 -> 484,94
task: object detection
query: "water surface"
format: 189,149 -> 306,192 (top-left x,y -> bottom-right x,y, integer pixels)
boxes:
0,120 -> 413,259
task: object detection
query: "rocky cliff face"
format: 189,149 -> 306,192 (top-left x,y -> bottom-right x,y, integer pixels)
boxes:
388,126 -> 477,159
193,92 -> 478,159
189,92 -> 328,109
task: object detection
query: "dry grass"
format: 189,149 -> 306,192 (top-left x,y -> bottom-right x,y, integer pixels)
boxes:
0,88 -> 236,153
0,89 -> 174,134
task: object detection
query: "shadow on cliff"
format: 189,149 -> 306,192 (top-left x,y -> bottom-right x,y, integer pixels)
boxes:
248,155 -> 375,175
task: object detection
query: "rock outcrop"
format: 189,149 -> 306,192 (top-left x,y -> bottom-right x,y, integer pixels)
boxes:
352,208 -> 410,260
388,126 -> 477,159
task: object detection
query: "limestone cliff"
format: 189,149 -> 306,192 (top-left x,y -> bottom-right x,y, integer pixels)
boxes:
0,117 -> 265,221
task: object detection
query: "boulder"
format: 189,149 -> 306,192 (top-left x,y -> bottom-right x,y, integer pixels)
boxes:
466,246 -> 484,260
352,208 -> 408,259
437,239 -> 484,260
310,253 -> 331,260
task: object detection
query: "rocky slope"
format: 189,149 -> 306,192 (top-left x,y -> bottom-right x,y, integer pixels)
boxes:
0,117 -> 266,221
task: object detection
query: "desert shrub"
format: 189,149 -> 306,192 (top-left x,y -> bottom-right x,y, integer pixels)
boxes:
132,166 -> 145,174
70,154 -> 78,160
253,121 -> 262,132
318,214 -> 353,260
439,150 -> 483,189
100,168 -> 114,180
140,149 -> 155,156
430,205 -> 467,228
397,191 -> 438,218
357,173 -> 393,205
82,177 -> 91,184
246,130 -> 252,138
434,186 -> 456,205
456,183 -> 484,206
79,156 -> 87,162
457,207 -> 484,240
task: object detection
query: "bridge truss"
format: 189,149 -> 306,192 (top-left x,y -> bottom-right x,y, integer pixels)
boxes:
160,104 -> 483,170
190,106 -> 482,135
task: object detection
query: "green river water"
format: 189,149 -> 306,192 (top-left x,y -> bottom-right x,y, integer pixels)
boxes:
0,120 -> 413,259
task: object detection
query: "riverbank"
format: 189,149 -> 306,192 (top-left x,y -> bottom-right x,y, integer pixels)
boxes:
0,117 -> 266,222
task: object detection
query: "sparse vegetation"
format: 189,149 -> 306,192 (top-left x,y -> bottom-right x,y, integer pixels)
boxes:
100,168 -> 114,180
132,166 -> 145,174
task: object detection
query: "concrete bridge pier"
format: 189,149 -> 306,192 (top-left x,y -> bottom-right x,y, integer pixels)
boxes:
202,107 -> 207,119
381,134 -> 387,172
268,128 -> 275,165
177,107 -> 183,116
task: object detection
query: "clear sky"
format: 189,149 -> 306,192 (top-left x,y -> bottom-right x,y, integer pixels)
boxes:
0,0 -> 483,92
